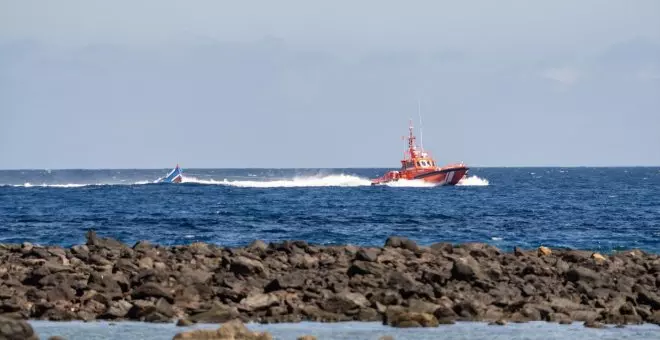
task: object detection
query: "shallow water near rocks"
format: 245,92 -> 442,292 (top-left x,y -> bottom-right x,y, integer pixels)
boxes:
31,321 -> 660,340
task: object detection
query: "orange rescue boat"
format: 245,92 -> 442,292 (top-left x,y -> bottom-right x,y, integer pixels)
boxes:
371,121 -> 468,186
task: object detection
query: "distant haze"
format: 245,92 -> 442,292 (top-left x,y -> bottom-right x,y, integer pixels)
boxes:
1,0 -> 659,169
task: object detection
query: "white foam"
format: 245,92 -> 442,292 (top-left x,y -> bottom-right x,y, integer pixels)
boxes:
14,182 -> 88,188
184,174 -> 372,188
381,179 -> 437,187
7,173 -> 489,189
457,175 -> 490,186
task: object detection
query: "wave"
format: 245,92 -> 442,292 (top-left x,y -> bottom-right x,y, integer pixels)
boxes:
457,175 -> 490,186
13,182 -> 90,188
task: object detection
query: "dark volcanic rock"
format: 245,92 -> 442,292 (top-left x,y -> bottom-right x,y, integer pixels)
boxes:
0,232 -> 659,326
264,274 -> 305,292
0,317 -> 39,340
451,256 -> 485,281
384,237 -> 419,252
230,256 -> 266,276
132,282 -> 174,303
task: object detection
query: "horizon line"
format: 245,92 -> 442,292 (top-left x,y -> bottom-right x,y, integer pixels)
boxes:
1,165 -> 659,171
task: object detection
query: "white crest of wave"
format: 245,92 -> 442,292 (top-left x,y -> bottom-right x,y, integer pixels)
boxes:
457,175 -> 490,186
182,174 -> 371,188
14,182 -> 88,188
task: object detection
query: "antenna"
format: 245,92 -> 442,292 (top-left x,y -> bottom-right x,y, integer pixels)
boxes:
417,98 -> 424,151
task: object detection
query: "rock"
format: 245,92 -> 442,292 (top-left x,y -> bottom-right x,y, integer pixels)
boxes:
355,248 -> 380,262
384,236 -> 419,252
297,336 -> 317,340
347,261 -> 385,277
386,309 -> 439,328
537,246 -> 552,256
0,317 -> 39,340
489,319 -> 507,326
189,305 -> 239,323
48,337 -> 67,340
562,250 -> 592,263
289,253 -> 319,269
649,311 -> 660,325
322,292 -> 369,314
102,300 -> 133,319
240,293 -> 279,311
407,299 -> 440,314
636,286 -> 660,310
264,274 -> 305,292
565,266 -> 602,285
248,240 -> 268,252
591,253 -> 607,262
138,257 -> 154,269
379,337 -> 395,340
451,256 -> 485,281
132,282 -> 174,303
176,318 -> 195,326
230,256 -> 266,276
584,320 -> 606,329
173,319 -> 272,340
86,229 -> 127,250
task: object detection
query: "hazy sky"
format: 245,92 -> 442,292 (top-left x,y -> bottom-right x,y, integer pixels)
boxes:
1,0 -> 659,168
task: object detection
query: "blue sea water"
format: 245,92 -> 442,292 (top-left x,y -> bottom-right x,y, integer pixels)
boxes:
30,320 -> 660,340
0,167 -> 659,253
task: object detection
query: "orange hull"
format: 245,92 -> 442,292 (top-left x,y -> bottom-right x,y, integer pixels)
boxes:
371,165 -> 469,186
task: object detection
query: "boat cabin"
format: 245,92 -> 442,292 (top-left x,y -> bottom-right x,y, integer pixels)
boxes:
400,158 -> 436,170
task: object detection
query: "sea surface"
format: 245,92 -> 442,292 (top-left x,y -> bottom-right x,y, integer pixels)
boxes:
0,167 -> 659,253
31,320 -> 660,340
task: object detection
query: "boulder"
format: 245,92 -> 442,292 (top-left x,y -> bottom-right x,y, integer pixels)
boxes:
355,248 -> 380,262
264,274 -> 305,292
101,300 -> 133,319
172,319 -> 272,340
385,308 -> 439,328
565,266 -> 602,285
347,261 -> 385,277
132,282 -> 174,303
189,305 -> 240,323
0,317 -> 39,340
451,256 -> 485,281
537,246 -> 552,256
321,292 -> 369,314
230,256 -> 266,276
384,237 -> 419,252
240,293 -> 279,311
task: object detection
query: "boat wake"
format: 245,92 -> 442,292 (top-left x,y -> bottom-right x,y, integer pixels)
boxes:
182,174 -> 371,187
6,174 -> 489,188
457,175 -> 490,186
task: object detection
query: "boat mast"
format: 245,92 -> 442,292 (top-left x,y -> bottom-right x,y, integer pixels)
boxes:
418,98 -> 424,152
408,119 -> 417,159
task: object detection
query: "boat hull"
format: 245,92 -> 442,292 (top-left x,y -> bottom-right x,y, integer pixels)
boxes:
371,165 -> 469,186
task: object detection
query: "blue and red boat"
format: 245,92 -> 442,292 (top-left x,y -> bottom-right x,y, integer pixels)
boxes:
156,164 -> 183,183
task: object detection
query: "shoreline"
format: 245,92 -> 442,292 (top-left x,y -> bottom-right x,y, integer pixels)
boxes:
1,230 -> 659,329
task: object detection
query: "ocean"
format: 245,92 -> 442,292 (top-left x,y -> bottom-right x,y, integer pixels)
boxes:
2,167 -> 660,339
0,167 -> 658,253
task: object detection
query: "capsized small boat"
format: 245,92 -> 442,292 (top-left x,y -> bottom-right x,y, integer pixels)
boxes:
371,122 -> 468,186
156,164 -> 183,183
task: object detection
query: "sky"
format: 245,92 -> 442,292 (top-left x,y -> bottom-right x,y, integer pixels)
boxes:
1,0 -> 659,169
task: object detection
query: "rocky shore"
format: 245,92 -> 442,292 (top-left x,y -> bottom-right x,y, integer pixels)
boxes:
1,230 -> 659,330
